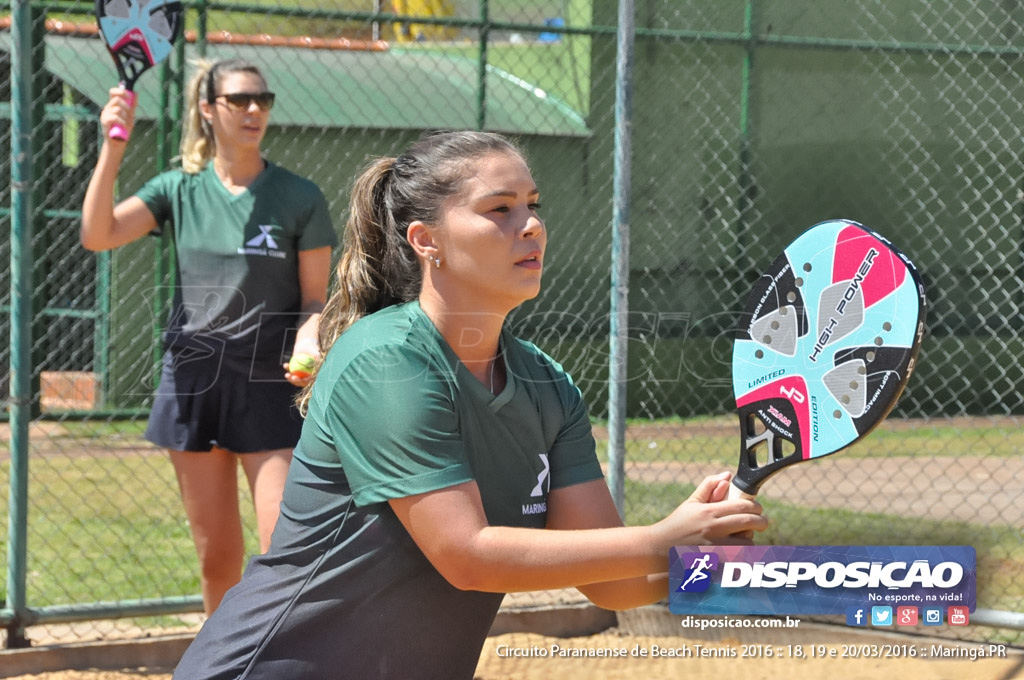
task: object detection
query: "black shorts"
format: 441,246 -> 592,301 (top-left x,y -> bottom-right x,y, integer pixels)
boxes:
145,349 -> 304,453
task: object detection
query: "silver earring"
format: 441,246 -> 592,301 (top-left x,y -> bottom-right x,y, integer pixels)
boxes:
433,256 -> 442,269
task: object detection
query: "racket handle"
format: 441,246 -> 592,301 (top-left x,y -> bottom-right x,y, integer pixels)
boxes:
727,482 -> 757,501
109,89 -> 136,142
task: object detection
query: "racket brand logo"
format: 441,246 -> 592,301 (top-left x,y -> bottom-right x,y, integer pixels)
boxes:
808,247 -> 879,363
115,28 -> 147,48
677,552 -> 719,593
765,405 -> 792,428
834,248 -> 879,315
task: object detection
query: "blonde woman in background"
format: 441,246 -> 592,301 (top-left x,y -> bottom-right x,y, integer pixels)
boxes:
81,58 -> 337,614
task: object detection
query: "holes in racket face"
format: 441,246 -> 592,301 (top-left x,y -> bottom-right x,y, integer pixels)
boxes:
100,0 -> 131,18
148,8 -> 177,40
747,289 -> 801,357
743,413 -> 797,470
748,413 -> 766,436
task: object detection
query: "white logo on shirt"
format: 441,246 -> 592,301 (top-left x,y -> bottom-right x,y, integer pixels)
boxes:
531,453 -> 550,497
238,225 -> 286,259
246,225 -> 280,250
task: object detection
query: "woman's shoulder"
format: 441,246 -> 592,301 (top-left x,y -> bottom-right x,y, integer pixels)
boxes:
140,166 -> 189,188
506,334 -> 568,375
324,304 -> 441,371
312,304 -> 453,402
505,333 -> 585,406
134,167 -> 195,203
264,162 -> 326,197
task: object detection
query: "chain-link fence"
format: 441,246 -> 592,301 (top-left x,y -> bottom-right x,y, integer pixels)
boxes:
2,0 -> 1024,655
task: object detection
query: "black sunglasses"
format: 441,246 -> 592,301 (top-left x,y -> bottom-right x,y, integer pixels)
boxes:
215,91 -> 276,112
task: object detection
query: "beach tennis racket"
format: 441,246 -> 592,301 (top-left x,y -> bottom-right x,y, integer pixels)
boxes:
96,0 -> 183,141
727,219 -> 926,500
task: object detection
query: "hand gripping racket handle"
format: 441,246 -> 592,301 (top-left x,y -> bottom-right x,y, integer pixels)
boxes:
109,89 -> 136,142
727,482 -> 757,501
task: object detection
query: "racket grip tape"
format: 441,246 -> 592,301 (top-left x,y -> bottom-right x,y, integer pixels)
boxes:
727,482 -> 757,501
109,89 -> 136,142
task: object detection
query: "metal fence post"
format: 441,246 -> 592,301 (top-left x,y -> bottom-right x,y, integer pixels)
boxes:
476,0 -> 489,130
607,0 -> 634,517
4,0 -> 36,649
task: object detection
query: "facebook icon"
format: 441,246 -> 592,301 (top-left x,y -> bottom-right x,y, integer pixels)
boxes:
846,606 -> 867,627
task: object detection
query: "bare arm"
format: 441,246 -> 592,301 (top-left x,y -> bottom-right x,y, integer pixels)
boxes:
81,88 -> 158,251
388,472 -> 766,604
545,479 -> 668,610
293,246 -> 331,351
284,246 -> 332,384
545,476 -> 753,610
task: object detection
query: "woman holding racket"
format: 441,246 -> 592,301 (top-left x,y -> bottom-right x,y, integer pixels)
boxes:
81,58 -> 337,615
172,130 -> 767,679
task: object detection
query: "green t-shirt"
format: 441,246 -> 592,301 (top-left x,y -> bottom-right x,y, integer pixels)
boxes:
135,162 -> 337,366
301,300 -> 602,524
172,301 -> 604,679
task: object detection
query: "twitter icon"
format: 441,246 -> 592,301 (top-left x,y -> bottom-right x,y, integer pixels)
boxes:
871,606 -> 893,626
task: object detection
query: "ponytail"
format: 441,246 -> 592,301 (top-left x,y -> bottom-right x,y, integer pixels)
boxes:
320,158 -> 422,350
295,158 -> 421,415
180,59 -> 215,173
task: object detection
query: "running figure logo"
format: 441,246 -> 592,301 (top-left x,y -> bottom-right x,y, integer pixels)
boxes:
678,552 -> 719,593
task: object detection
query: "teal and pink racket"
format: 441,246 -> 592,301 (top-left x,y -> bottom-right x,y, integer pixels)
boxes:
96,0 -> 183,141
728,220 -> 926,500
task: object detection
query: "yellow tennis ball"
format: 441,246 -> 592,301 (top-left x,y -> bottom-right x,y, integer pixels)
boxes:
288,353 -> 317,379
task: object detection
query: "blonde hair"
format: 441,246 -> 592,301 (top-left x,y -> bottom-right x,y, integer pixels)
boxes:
296,131 -> 524,414
180,58 -> 267,173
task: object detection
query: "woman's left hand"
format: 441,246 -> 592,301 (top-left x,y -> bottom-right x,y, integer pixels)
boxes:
283,363 -> 312,387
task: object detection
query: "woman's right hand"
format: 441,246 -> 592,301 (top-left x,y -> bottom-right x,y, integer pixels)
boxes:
650,471 -> 769,551
100,86 -> 137,143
